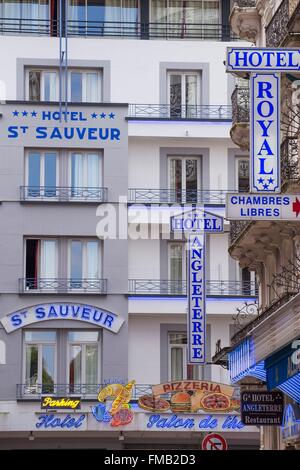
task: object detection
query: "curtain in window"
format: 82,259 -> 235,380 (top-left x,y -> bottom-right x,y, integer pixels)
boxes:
170,244 -> 183,282
28,70 -> 41,101
87,241 -> 99,279
151,0 -> 167,23
28,152 -> 40,196
41,345 -> 55,392
69,345 -> 82,392
86,73 -> 99,102
71,153 -> 83,195
85,345 -> 98,388
70,72 -> 82,102
170,158 -> 182,201
44,152 -> 56,196
185,159 -> 198,200
25,345 -> 38,387
185,75 -> 197,117
42,240 -> 56,279
68,0 -> 86,35
171,347 -> 183,381
87,154 -> 100,187
44,72 -> 56,101
71,241 -> 83,286
122,0 -> 138,22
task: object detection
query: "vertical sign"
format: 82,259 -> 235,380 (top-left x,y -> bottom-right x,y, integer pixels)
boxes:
188,233 -> 205,364
251,73 -> 280,193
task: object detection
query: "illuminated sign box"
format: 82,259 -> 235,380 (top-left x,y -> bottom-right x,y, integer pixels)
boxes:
41,396 -> 81,410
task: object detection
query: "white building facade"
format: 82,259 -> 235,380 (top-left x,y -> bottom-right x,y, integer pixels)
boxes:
0,0 -> 259,449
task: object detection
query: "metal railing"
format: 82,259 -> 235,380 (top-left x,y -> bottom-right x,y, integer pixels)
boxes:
232,86 -> 250,125
235,0 -> 256,6
281,136 -> 300,184
0,18 -> 237,40
266,0 -> 290,47
128,189 -> 230,204
19,278 -> 107,294
128,104 -> 232,120
230,220 -> 253,245
17,383 -> 152,400
128,279 -> 257,296
20,186 -> 108,202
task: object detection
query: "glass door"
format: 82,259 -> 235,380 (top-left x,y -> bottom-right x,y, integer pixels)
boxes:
68,332 -> 100,395
24,331 -> 56,394
168,71 -> 200,118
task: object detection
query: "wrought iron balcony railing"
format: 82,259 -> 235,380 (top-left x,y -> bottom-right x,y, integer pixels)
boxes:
19,278 -> 107,294
232,86 -> 250,125
0,18 -> 237,40
230,220 -> 253,245
128,104 -> 232,120
17,383 -> 152,400
128,279 -> 257,296
20,186 -> 108,202
281,136 -> 300,184
235,0 -> 256,6
266,0 -> 290,47
128,189 -> 230,204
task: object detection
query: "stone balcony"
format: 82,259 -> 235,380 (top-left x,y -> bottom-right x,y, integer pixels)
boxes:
266,0 -> 300,47
230,0 -> 261,43
230,86 -> 250,150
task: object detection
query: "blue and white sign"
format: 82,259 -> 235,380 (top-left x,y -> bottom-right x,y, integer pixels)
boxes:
6,109 -> 121,142
146,414 -> 245,432
251,73 -> 280,192
226,193 -> 300,220
36,414 -> 86,430
0,303 -> 124,334
171,209 -> 223,233
188,234 -> 205,365
281,404 -> 300,442
227,47 -> 300,72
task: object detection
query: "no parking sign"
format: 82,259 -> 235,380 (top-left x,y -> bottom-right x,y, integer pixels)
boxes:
202,433 -> 228,451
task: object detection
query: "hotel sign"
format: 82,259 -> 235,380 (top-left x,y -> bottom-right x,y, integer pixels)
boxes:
241,391 -> 284,426
0,303 -> 124,334
226,48 -> 300,72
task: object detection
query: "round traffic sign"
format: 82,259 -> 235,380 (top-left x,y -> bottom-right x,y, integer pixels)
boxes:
202,433 -> 228,451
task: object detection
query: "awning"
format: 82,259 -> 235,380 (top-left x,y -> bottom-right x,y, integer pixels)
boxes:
265,339 -> 300,403
229,337 -> 266,383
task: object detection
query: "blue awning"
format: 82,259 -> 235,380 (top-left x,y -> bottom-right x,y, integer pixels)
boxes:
277,374 -> 300,403
229,337 -> 266,383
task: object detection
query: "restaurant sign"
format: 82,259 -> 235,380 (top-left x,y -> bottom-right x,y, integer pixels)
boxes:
0,303 -> 124,334
241,391 -> 284,426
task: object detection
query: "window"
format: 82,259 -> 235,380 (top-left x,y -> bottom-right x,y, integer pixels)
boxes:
168,332 -> 202,381
26,150 -> 57,197
168,243 -> 186,292
24,330 -> 56,394
168,156 -> 201,202
25,239 -> 57,290
27,69 -> 58,101
240,267 -> 256,296
151,1 -> 220,38
69,239 -> 101,288
168,71 -> 201,118
68,331 -> 100,394
26,68 -> 102,102
69,70 -> 101,102
0,1 -> 50,29
70,152 -> 102,197
236,158 -> 249,192
68,0 -> 139,35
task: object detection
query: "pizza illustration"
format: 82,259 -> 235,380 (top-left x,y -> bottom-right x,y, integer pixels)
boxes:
111,408 -> 134,427
200,393 -> 231,411
138,394 -> 170,412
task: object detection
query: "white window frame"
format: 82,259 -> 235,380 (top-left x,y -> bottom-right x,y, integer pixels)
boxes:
168,242 -> 186,282
22,331 -> 57,393
168,332 -> 188,381
67,331 -> 101,392
25,150 -> 59,196
25,69 -> 59,101
68,151 -> 103,193
68,69 -> 102,103
167,71 -> 201,113
235,157 -> 249,192
68,239 -> 102,282
167,155 -> 201,201
24,238 -> 58,281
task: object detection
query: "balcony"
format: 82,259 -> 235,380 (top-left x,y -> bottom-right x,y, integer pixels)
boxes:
266,0 -> 300,47
128,104 -> 232,121
128,189 -> 229,205
20,186 -> 108,202
281,136 -> 300,188
19,278 -> 107,294
230,0 -> 260,44
0,18 -> 237,41
17,383 -> 152,400
230,220 -> 254,246
128,279 -> 257,297
230,86 -> 250,150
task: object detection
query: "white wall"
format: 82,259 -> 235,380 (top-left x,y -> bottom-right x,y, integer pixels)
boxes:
128,239 -> 160,279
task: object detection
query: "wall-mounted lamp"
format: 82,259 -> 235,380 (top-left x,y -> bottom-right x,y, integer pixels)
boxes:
118,431 -> 124,441
28,431 -> 35,441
